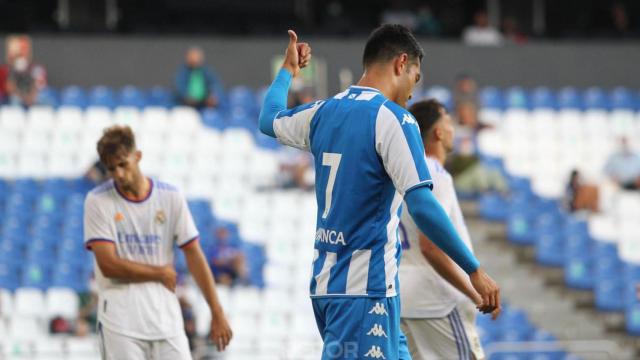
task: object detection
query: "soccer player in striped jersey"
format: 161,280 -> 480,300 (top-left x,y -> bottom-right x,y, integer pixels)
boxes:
83,125 -> 232,359
259,25 -> 500,359
399,99 -> 500,360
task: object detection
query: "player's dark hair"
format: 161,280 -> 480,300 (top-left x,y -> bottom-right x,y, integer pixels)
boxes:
362,24 -> 424,68
409,99 -> 446,137
97,125 -> 137,164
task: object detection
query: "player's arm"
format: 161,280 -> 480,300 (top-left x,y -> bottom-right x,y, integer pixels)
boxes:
405,187 -> 499,313
90,242 -> 176,291
259,30 -> 311,137
182,240 -> 233,351
418,233 -> 481,304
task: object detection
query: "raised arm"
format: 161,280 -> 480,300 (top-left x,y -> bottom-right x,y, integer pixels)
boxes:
259,30 -> 311,137
182,240 -> 232,351
90,242 -> 176,291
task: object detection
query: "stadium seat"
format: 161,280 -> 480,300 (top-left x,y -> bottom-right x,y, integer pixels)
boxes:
147,86 -> 174,108
610,87 -> 637,110
424,85 -> 453,110
60,86 -> 88,108
9,315 -> 45,340
38,86 -> 59,107
27,106 -> 56,130
557,87 -> 582,110
14,287 -> 46,318
505,86 -> 530,109
531,87 -> 556,110
583,87 -> 609,110
201,108 -> 227,130
0,106 -> 27,130
45,287 -> 79,319
480,87 -> 504,109
88,86 -> 116,109
118,85 -> 147,108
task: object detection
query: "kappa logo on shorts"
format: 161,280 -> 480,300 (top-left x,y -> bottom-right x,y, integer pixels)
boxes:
366,323 -> 388,338
364,345 -> 386,359
368,302 -> 388,316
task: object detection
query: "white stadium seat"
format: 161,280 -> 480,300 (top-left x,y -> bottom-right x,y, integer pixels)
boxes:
0,106 -> 27,130
45,287 -> 80,319
0,288 -> 13,320
27,106 -> 56,131
56,106 -> 84,130
14,288 -> 46,318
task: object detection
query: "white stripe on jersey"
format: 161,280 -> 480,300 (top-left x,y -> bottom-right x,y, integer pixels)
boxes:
273,100 -> 324,151
384,192 -> 404,297
346,249 -> 372,294
315,251 -> 337,295
375,104 -> 428,195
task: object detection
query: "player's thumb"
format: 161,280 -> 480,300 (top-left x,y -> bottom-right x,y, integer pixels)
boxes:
287,30 -> 298,48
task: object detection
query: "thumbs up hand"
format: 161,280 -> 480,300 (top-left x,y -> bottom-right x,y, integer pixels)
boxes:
282,29 -> 312,77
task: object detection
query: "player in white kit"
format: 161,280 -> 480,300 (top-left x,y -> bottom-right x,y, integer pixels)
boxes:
399,99 -> 500,360
83,125 -> 233,360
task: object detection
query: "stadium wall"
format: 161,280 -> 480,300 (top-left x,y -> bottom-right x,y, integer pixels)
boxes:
5,35 -> 640,92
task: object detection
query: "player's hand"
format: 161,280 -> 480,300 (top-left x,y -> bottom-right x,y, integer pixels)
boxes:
282,29 -> 312,77
210,310 -> 233,352
469,267 -> 500,315
159,264 -> 177,292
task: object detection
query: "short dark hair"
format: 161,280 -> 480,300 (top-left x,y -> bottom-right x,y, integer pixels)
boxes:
362,24 -> 424,68
97,125 -> 137,164
409,99 -> 446,137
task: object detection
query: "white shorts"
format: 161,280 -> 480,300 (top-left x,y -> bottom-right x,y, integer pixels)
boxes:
98,322 -> 192,360
401,302 -> 485,360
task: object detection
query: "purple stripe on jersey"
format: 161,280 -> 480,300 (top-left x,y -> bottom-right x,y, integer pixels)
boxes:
86,238 -> 116,250
179,236 -> 200,248
114,178 -> 154,203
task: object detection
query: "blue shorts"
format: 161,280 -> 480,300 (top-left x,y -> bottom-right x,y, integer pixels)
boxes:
312,296 -> 412,360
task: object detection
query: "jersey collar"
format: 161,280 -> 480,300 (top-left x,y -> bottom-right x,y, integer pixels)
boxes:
349,85 -> 382,93
114,178 -> 154,203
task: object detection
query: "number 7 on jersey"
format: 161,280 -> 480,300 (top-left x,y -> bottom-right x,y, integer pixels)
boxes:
321,152 -> 342,219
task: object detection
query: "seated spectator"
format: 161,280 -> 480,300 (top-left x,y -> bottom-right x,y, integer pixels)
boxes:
4,35 -> 48,107
604,137 -> 640,190
0,62 -> 8,104
175,47 -> 223,109
565,169 -> 599,212
277,147 -> 314,191
209,226 -> 247,286
462,10 -> 503,46
453,73 -> 479,109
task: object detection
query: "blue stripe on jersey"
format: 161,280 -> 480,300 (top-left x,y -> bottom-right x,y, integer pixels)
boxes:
307,86 -> 431,298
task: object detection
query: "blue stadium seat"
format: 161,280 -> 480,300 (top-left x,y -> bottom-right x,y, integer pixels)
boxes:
479,192 -> 509,222
60,86 -> 88,108
38,86 -> 59,107
624,263 -> 640,308
531,87 -> 556,109
229,86 -> 257,113
147,86 -> 174,108
594,241 -> 624,311
557,87 -> 582,110
119,85 -> 147,108
505,87 -> 530,109
13,178 -> 40,198
424,86 -> 453,110
480,87 -> 504,109
0,262 -> 20,291
201,109 -> 227,130
21,262 -> 52,289
507,207 -> 536,245
529,330 -> 565,360
497,308 -> 533,341
89,86 -> 116,108
582,87 -> 609,110
610,87 -> 637,110
564,231 -> 593,290
626,303 -> 640,336
536,230 -> 564,267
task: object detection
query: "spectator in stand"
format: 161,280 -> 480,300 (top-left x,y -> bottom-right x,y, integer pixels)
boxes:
414,5 -> 442,37
209,226 -> 248,286
462,10 -> 503,46
565,169 -> 599,212
604,137 -> 640,190
276,147 -> 315,191
502,16 -> 528,44
453,73 -> 479,109
4,35 -> 48,107
175,46 -> 223,109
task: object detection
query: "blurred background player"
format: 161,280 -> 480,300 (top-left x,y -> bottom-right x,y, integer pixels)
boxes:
258,25 -> 500,359
83,125 -> 232,359
399,99 -> 500,360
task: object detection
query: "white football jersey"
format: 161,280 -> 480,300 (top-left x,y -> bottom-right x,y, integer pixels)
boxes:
399,156 -> 475,318
84,179 -> 198,340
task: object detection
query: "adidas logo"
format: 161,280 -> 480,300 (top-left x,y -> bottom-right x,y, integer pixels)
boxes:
366,324 -> 387,338
401,113 -> 417,126
368,302 -> 388,316
364,345 -> 386,359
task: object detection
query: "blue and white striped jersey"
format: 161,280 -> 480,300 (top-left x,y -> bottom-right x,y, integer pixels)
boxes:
273,86 -> 432,298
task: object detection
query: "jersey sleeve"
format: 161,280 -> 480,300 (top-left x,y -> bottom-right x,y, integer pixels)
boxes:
83,193 -> 116,250
174,192 -> 199,248
273,100 -> 324,151
375,104 -> 432,196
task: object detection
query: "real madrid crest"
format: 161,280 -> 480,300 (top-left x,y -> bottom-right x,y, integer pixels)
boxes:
155,210 -> 166,224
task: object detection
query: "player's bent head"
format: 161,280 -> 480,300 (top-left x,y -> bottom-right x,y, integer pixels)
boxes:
97,125 -> 141,172
362,24 -> 424,69
409,98 -> 448,139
